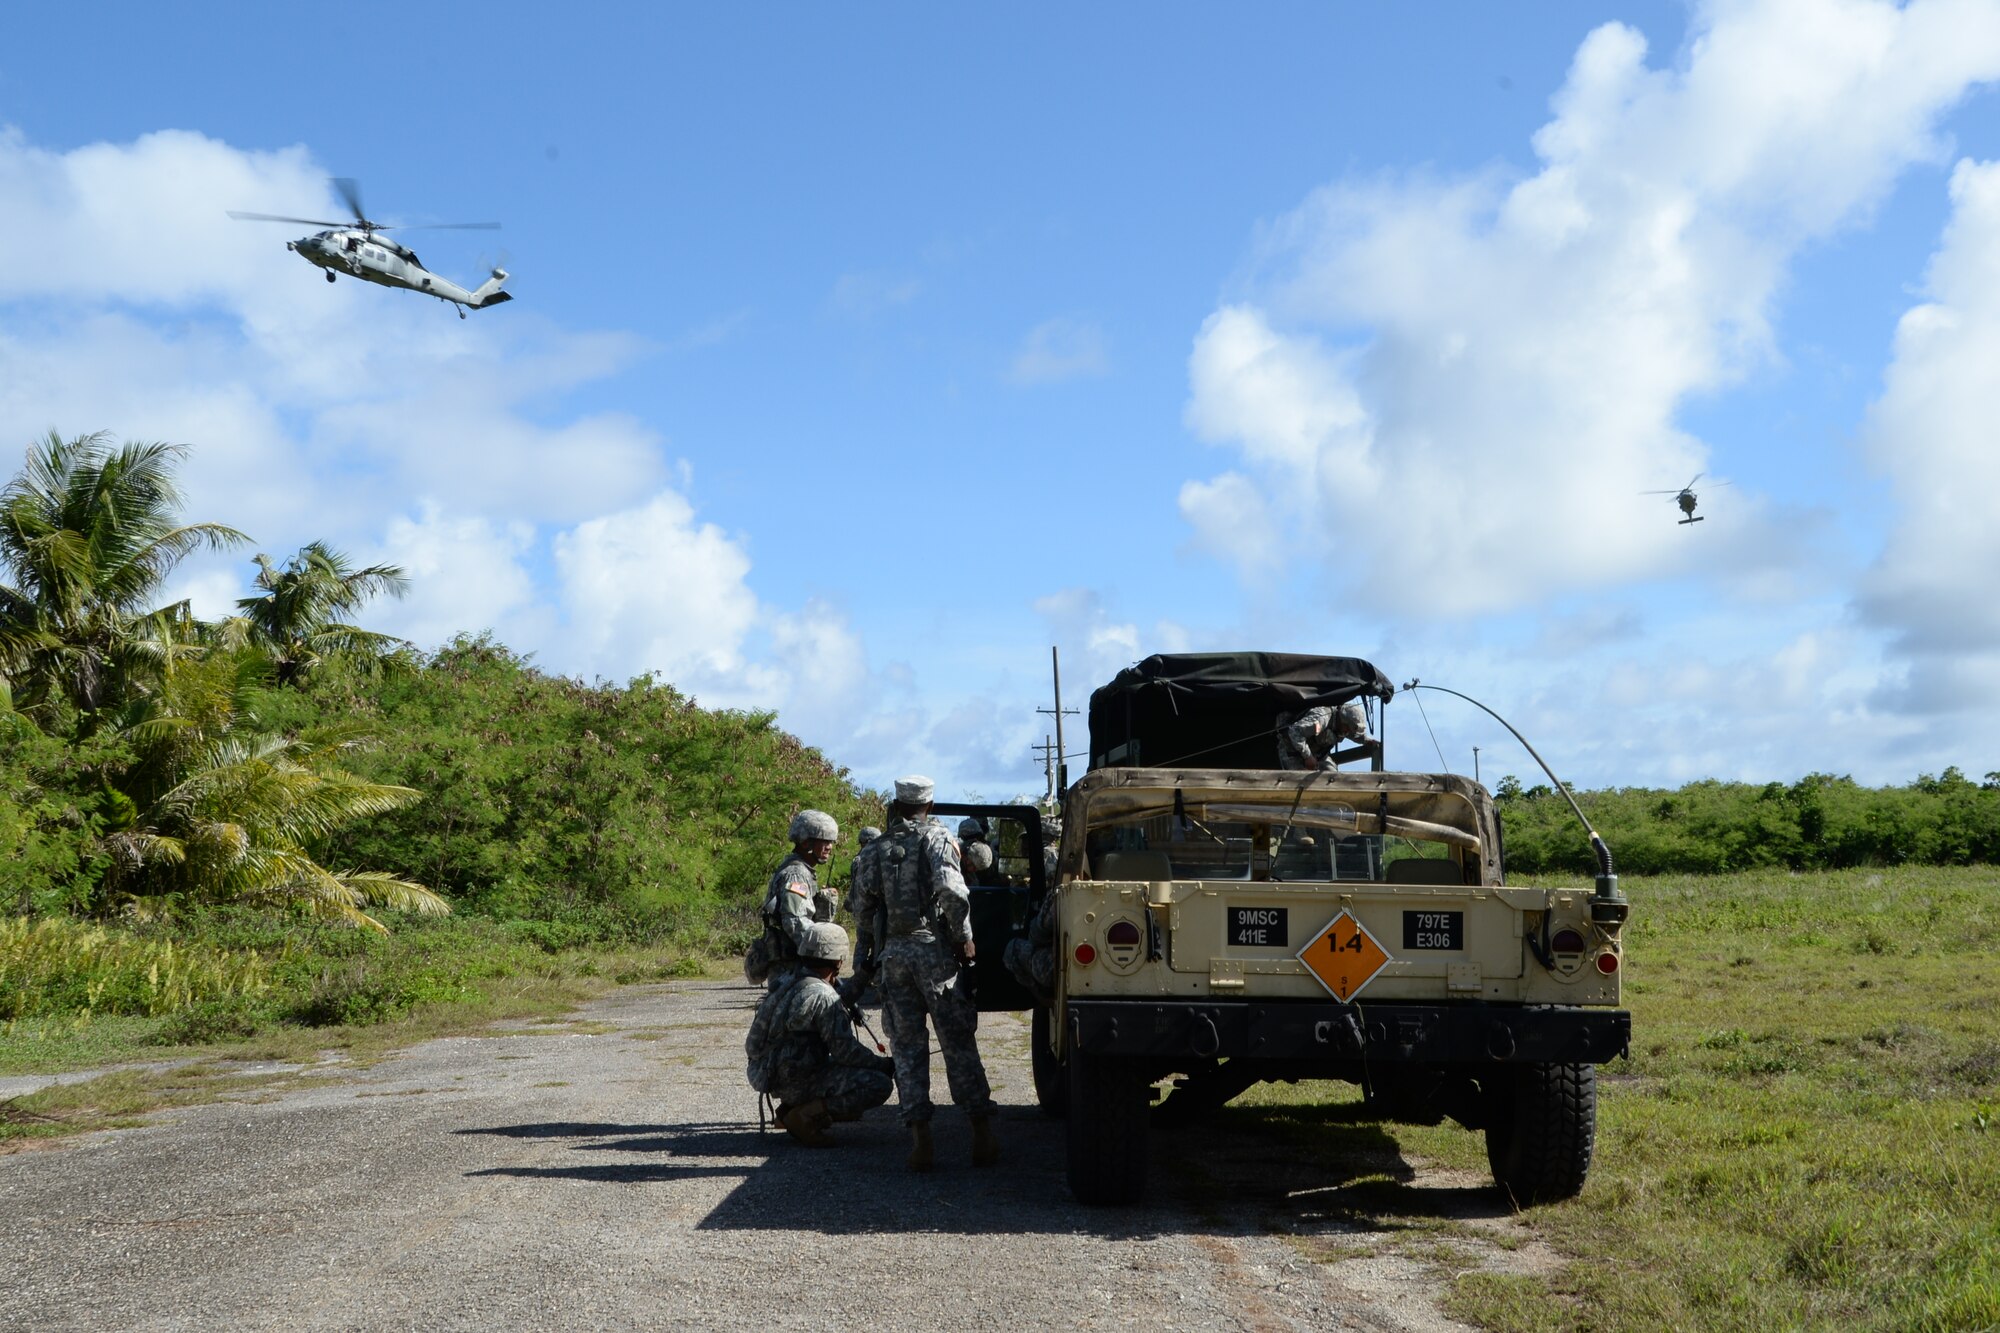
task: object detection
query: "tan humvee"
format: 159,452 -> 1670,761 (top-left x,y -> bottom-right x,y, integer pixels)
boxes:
1040,659 -> 1630,1207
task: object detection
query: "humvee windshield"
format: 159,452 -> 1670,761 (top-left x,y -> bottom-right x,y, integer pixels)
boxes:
1077,783 -> 1486,884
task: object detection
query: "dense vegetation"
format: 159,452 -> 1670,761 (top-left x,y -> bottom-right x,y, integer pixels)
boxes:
1495,769 -> 2000,876
1,432 -> 870,1039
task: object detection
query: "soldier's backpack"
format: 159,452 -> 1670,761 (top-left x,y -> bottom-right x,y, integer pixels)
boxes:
742,878 -> 794,984
742,930 -> 777,985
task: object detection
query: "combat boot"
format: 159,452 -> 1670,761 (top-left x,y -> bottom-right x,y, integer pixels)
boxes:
970,1114 -> 999,1168
907,1121 -> 934,1172
779,1099 -> 834,1147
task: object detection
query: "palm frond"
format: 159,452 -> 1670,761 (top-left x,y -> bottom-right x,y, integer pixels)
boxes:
336,871 -> 450,917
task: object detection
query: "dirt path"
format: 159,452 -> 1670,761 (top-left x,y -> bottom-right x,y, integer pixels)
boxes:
1,981 -> 1547,1331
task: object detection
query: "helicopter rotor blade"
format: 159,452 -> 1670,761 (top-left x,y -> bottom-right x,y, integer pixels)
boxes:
376,221 -> 503,231
333,177 -> 367,225
227,210 -> 351,227
1638,488 -> 1682,495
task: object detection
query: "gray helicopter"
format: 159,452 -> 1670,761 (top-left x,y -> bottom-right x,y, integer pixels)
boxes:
229,178 -> 512,319
1642,472 -> 1730,525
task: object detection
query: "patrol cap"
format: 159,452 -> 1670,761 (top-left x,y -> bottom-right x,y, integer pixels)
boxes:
789,809 -> 838,843
957,817 -> 985,840
893,775 -> 935,805
965,842 -> 995,872
797,922 -> 851,964
857,826 -> 882,846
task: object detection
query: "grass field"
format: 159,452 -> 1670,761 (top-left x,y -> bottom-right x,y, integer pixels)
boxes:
1232,865 -> 2000,1331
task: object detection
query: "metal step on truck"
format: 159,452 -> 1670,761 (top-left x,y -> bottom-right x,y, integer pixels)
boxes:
1017,652 -> 1632,1207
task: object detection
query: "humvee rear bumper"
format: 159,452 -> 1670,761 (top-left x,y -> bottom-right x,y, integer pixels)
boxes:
1066,998 -> 1630,1065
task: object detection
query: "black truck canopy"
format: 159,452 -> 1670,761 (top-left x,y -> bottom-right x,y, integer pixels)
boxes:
1087,652 -> 1394,770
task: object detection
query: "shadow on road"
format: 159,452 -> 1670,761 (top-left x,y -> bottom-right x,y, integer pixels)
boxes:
454,1099 -> 1516,1241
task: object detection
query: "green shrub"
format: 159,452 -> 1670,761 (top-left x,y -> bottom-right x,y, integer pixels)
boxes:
0,915 -> 268,1018
149,996 -> 266,1045
256,637 -> 876,940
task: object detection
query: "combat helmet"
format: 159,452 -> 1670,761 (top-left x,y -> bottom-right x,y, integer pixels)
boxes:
789,809 -> 839,843
797,922 -> 851,964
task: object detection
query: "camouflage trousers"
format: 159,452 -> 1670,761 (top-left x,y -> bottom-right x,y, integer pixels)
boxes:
770,1064 -> 894,1119
879,938 -> 995,1124
1003,937 -> 1055,1004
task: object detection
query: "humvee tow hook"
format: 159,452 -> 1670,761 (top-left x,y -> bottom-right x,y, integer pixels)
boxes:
1314,1011 -> 1366,1056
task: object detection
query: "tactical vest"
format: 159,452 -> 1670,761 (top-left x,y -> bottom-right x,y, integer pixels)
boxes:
881,821 -> 942,940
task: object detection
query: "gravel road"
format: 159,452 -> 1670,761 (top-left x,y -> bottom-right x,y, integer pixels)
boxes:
2,981 -> 1550,1332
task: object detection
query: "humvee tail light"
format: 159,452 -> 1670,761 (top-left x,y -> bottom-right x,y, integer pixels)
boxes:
1074,942 -> 1098,966
1101,917 -> 1145,971
1595,952 -> 1619,975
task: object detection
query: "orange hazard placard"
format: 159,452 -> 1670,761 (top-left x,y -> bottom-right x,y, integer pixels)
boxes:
1297,910 -> 1390,1003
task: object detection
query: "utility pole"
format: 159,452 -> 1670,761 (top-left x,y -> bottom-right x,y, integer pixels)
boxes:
1473,746 -> 1482,784
1031,734 -> 1059,802
1037,646 -> 1080,797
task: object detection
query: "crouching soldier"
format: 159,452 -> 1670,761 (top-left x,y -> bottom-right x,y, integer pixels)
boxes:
745,923 -> 895,1146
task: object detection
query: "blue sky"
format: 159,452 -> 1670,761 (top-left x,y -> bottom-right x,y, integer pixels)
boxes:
5,1 -> 2000,799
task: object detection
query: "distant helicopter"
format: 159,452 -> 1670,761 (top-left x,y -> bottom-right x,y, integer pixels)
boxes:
229,178 -> 512,319
1642,473 -> 1729,525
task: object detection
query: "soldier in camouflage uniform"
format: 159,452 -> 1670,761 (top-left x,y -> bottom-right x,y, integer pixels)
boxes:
745,923 -> 894,1145
1278,699 -> 1371,771
851,775 -> 999,1172
1003,887 -> 1057,1003
758,810 -> 840,990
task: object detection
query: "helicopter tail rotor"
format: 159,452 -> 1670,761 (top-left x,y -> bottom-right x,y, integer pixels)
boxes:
467,267 -> 514,310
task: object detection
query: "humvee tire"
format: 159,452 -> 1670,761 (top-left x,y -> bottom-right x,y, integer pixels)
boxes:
1065,1050 -> 1150,1204
1031,1006 -> 1068,1118
1484,1062 -> 1596,1205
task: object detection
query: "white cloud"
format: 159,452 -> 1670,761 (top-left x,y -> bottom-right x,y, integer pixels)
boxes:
549,491 -> 762,687
1858,156 -> 2000,716
0,127 -> 330,320
369,505 -> 544,653
1008,316 -> 1109,385
1178,471 -> 1283,574
1183,0 -> 2000,616
1033,587 -> 1192,701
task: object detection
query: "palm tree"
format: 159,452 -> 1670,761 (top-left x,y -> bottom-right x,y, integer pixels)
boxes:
229,541 -> 410,685
106,646 -> 447,930
0,431 -> 246,727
